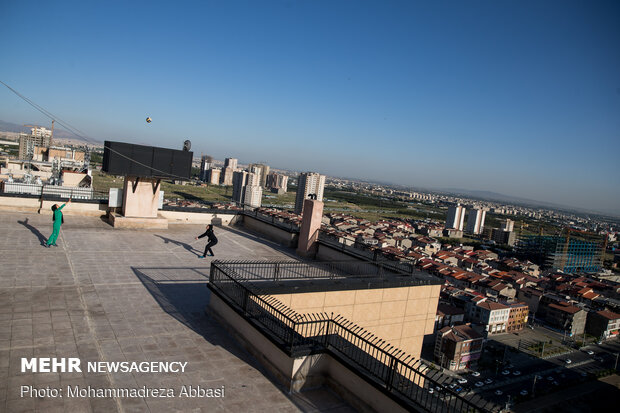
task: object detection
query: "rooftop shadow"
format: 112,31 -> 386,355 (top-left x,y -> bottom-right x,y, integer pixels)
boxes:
131,265 -> 354,412
153,234 -> 202,257
222,224 -> 299,258
18,217 -> 48,246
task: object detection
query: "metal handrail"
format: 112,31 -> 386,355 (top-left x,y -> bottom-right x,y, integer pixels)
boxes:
209,260 -> 495,413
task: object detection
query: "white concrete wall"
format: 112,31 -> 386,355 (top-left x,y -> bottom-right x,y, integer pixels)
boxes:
160,210 -> 240,226
243,215 -> 298,247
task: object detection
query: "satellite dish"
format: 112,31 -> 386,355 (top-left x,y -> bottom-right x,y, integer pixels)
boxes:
183,140 -> 191,151
146,117 -> 152,123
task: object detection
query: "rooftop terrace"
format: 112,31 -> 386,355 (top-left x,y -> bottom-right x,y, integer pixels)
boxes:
0,211 -> 355,412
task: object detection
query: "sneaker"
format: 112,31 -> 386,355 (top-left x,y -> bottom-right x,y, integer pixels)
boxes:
199,256 -> 206,259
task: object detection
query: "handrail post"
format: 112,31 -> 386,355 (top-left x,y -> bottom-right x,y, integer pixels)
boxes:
242,288 -> 249,313
289,320 -> 296,353
324,319 -> 331,347
385,355 -> 398,391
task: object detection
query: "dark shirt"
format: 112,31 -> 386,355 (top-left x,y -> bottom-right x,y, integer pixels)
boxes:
198,228 -> 217,242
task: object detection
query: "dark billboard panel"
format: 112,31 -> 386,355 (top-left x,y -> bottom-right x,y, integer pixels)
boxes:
102,141 -> 192,179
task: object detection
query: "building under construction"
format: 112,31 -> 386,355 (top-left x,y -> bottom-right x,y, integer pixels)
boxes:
517,229 -> 604,274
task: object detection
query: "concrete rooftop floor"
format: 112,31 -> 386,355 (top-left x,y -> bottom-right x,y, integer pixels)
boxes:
0,211 -> 354,413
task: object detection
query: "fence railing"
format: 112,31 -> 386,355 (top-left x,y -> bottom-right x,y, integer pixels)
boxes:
213,260 -> 438,288
240,204 -> 300,232
209,260 -> 495,413
317,231 -> 440,281
1,182 -> 108,200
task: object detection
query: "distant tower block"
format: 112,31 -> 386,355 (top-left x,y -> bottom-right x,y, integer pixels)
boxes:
445,204 -> 466,231
466,208 -> 486,235
297,198 -> 324,258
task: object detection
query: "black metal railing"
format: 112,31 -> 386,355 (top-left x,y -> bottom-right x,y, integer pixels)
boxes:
240,204 -> 300,232
317,231 -> 439,281
209,261 -> 495,413
212,260 -> 438,287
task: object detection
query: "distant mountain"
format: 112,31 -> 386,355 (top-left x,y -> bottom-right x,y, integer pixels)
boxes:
437,187 -> 619,217
0,120 -> 30,133
440,188 -> 542,204
0,119 -> 91,141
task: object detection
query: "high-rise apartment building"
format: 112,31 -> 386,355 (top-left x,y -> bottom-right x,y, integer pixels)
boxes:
224,158 -> 238,170
466,208 -> 486,235
248,163 -> 270,188
220,167 -> 234,186
243,185 -> 263,208
501,219 -> 515,232
295,172 -> 325,214
491,228 -> 517,246
19,133 -> 52,160
232,170 -> 262,207
232,171 -> 248,204
200,155 -> 213,181
206,168 -> 221,185
266,173 -> 288,193
445,204 -> 466,231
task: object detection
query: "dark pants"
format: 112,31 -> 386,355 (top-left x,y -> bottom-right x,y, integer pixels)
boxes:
203,240 -> 218,256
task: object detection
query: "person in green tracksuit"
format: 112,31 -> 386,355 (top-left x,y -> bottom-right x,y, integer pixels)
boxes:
47,198 -> 71,247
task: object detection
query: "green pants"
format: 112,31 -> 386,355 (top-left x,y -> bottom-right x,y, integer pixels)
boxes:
47,223 -> 61,246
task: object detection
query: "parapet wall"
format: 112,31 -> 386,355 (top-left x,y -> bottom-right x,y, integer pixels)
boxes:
242,215 -> 298,247
208,292 -> 408,413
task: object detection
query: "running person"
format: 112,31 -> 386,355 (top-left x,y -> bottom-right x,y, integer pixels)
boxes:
195,224 -> 218,258
47,198 -> 71,247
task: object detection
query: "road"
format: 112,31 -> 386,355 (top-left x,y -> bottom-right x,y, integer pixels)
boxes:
423,333 -> 619,410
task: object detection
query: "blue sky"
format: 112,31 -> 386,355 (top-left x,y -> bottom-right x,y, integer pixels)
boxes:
1,1 -> 619,214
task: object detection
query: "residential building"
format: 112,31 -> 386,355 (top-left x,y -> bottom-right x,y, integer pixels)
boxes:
435,303 -> 465,331
517,287 -> 543,314
232,171 -> 249,204
466,208 -> 486,235
295,172 -> 325,214
586,310 -> 620,341
445,204 -> 466,231
248,163 -> 270,188
434,324 -> 484,371
243,185 -> 263,208
506,302 -> 529,333
18,131 -> 52,159
469,300 -> 510,336
224,157 -> 238,170
200,155 -> 213,181
220,167 -> 234,186
491,228 -> 516,246
541,300 -> 587,336
266,172 -> 288,193
232,170 -> 262,208
206,168 -> 221,185
501,219 -> 514,232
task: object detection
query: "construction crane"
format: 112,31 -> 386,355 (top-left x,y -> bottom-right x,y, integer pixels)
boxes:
23,121 -> 54,139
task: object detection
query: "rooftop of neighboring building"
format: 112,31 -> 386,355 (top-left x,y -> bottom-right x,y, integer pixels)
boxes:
548,302 -> 583,314
437,302 -> 465,316
477,300 -> 508,311
438,324 -> 483,342
596,309 -> 620,320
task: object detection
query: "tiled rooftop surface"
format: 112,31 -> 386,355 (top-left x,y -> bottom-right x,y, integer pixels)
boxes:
0,211 -> 354,412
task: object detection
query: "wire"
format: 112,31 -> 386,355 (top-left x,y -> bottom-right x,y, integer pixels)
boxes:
0,79 -> 229,197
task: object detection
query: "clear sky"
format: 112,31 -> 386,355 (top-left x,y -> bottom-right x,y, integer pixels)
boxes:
1,1 -> 619,214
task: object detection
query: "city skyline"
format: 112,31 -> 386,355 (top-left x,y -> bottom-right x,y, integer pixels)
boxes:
1,1 -> 619,214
